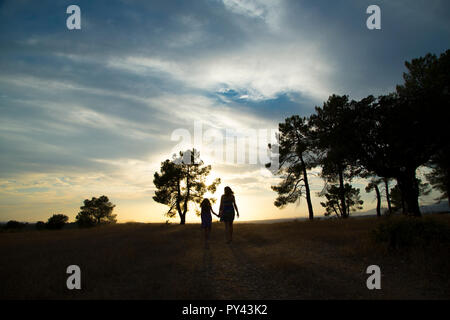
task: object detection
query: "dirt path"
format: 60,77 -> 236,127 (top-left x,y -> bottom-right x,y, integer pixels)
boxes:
186,225 -> 373,299
185,223 -> 421,300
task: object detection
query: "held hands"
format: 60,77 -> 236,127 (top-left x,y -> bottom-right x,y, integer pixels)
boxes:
211,210 -> 220,219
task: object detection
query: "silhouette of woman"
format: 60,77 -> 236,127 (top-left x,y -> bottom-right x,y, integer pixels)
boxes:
219,186 -> 239,244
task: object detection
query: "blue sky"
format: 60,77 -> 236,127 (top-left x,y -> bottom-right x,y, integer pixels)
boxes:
0,0 -> 449,222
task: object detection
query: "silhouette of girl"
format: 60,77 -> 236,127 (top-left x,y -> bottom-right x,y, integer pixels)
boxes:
219,186 -> 240,244
200,198 -> 218,249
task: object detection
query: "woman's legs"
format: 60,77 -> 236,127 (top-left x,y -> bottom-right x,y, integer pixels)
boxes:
224,221 -> 233,243
224,222 -> 229,242
229,222 -> 233,242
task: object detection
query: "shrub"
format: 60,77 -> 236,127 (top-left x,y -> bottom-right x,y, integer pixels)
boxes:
35,221 -> 46,230
46,214 -> 69,230
5,220 -> 26,230
372,216 -> 450,250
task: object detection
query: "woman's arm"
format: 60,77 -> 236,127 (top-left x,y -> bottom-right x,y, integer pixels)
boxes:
219,196 -> 224,216
233,196 -> 239,218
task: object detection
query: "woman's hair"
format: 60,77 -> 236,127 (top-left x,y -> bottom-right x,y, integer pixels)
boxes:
201,198 -> 211,209
224,186 -> 234,196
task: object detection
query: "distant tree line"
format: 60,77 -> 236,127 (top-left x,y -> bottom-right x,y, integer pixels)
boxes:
1,195 -> 117,231
268,50 -> 450,218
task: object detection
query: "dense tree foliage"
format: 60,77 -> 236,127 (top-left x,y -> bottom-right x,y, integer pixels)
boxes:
319,184 -> 363,217
426,147 -> 450,206
268,116 -> 316,219
76,195 -> 116,227
269,49 -> 449,218
46,214 -> 69,230
309,94 -> 362,218
353,50 -> 449,216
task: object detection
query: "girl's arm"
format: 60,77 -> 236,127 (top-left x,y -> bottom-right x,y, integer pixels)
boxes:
211,206 -> 219,217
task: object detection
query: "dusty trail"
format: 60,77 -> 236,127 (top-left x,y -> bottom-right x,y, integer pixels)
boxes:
187,225 -> 374,299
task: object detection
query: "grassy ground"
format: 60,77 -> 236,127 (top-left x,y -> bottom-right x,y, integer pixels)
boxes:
1,214 -> 449,299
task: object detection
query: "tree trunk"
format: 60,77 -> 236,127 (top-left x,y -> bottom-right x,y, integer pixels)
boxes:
448,193 -> 450,210
179,212 -> 186,225
446,175 -> 450,208
374,184 -> 381,217
332,206 -> 339,218
338,165 -> 348,218
397,168 -> 421,217
384,178 -> 392,215
176,178 -> 184,224
401,193 -> 406,215
300,155 -> 314,220
182,166 -> 190,224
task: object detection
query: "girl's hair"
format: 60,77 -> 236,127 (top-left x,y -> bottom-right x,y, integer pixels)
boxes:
201,198 -> 211,209
224,186 -> 234,196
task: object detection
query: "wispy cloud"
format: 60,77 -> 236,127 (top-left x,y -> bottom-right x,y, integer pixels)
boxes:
0,0 -> 448,221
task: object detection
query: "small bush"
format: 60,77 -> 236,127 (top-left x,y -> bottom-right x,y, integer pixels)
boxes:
372,217 -> 450,250
5,220 -> 26,230
35,221 -> 46,230
46,214 -> 69,230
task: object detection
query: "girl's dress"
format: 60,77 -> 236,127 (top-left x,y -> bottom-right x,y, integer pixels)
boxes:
201,206 -> 212,228
220,196 -> 235,222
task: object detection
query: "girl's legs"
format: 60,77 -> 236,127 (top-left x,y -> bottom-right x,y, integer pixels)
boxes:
204,227 -> 211,248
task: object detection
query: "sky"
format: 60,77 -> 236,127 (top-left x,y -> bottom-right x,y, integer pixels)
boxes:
0,0 -> 449,223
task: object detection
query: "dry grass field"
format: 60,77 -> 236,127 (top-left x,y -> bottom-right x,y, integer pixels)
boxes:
1,214 -> 449,299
